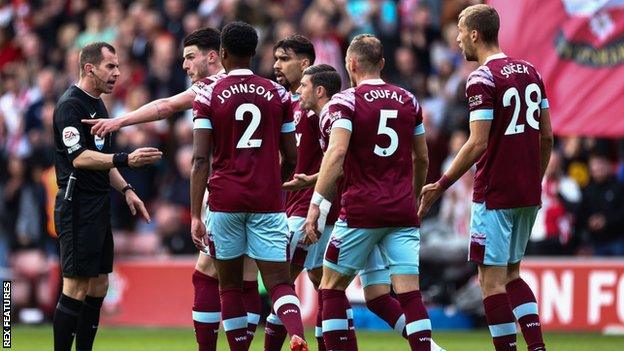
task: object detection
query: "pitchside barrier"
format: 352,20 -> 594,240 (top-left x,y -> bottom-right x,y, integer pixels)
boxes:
43,258 -> 624,332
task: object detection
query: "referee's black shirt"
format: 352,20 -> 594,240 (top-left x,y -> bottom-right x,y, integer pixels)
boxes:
53,85 -> 112,194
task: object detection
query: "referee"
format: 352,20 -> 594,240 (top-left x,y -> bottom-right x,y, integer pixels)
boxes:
52,42 -> 162,351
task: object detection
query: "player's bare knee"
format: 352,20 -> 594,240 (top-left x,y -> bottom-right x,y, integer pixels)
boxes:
506,262 -> 521,283
242,258 -> 259,281
257,261 -> 290,290
195,254 -> 218,278
319,267 -> 351,290
390,275 -> 420,294
307,268 -> 322,288
290,264 -> 304,283
87,275 -> 109,297
363,284 -> 391,301
62,277 -> 90,300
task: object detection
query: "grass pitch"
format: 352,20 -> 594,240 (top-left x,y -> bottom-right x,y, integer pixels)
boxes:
10,326 -> 624,350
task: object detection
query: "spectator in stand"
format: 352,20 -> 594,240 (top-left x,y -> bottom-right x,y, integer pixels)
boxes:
529,151 -> 581,256
575,152 -> 624,256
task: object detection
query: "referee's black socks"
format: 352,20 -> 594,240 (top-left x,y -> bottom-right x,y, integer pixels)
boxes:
53,294 -> 82,351
76,295 -> 105,351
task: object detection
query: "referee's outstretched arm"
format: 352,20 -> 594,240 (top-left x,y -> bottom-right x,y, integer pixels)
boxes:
72,147 -> 162,170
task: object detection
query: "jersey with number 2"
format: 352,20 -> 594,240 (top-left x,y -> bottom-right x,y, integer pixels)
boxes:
193,70 -> 293,213
466,54 -> 549,210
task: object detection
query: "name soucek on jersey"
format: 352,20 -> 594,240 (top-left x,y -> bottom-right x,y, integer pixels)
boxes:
466,53 -> 549,209
319,79 -> 425,228
192,69 -> 294,213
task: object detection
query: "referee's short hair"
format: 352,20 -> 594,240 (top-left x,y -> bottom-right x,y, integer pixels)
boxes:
79,42 -> 116,72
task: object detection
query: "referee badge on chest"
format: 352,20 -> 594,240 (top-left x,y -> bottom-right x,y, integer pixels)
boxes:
94,135 -> 105,150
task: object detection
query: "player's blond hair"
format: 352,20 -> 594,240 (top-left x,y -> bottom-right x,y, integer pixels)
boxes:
459,4 -> 500,46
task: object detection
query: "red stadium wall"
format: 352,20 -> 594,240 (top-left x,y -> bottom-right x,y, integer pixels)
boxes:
88,258 -> 624,331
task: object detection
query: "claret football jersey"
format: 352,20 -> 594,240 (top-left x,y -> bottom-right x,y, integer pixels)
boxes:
320,79 -> 425,228
193,68 -> 294,212
466,53 -> 549,209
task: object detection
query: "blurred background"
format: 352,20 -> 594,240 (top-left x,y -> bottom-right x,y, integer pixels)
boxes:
1,0 -> 623,334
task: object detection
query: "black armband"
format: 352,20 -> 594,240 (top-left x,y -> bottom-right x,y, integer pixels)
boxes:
113,152 -> 129,168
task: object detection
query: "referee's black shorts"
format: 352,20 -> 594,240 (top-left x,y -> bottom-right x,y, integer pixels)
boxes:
54,190 -> 114,278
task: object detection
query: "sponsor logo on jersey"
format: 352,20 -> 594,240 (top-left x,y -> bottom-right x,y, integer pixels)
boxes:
468,94 -> 483,108
556,0 -> 624,67
62,127 -> 80,147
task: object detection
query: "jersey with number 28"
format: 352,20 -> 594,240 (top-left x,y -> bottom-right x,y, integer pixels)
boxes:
193,69 -> 293,213
466,53 -> 549,209
322,79 -> 424,228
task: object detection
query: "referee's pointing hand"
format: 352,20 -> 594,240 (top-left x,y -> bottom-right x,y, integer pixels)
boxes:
128,147 -> 163,168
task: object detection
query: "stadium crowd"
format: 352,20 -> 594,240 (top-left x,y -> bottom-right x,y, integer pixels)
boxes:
1,0 -> 623,323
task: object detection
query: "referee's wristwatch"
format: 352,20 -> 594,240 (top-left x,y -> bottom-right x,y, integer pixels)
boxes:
122,183 -> 136,194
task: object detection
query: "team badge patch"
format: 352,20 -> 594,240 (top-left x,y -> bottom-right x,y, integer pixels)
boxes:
94,135 -> 105,150
62,127 -> 80,147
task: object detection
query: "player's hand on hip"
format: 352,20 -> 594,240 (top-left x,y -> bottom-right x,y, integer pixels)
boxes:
125,190 -> 151,222
191,217 -> 208,251
303,205 -> 321,244
81,118 -> 121,138
282,173 -> 315,191
128,147 -> 163,168
418,183 -> 443,218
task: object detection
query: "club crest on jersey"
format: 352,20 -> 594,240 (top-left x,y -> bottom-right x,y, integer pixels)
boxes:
556,0 -> 624,67
94,135 -> 105,150
294,111 -> 302,126
468,94 -> 483,108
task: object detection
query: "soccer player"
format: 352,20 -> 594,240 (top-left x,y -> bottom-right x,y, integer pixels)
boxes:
82,28 -> 262,351
190,22 -> 307,351
296,65 -> 446,351
52,42 -> 161,351
304,34 -> 432,351
264,35 -> 329,351
418,5 -> 553,351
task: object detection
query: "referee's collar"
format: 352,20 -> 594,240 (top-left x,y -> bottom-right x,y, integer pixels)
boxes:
74,84 -> 101,100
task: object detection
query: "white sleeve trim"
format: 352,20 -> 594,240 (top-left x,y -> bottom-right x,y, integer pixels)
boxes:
332,119 -> 352,132
540,98 -> 549,109
469,109 -> 494,122
193,118 -> 213,130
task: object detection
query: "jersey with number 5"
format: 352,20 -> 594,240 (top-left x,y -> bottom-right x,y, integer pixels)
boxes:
193,69 -> 293,212
466,54 -> 549,209
323,79 -> 424,228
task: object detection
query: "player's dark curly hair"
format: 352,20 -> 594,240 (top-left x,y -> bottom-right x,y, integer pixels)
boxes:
183,27 -> 220,52
273,34 -> 316,64
303,64 -> 341,98
221,21 -> 258,57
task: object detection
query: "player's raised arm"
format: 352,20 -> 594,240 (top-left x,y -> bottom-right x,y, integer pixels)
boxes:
539,108 -> 554,179
82,90 -> 196,137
